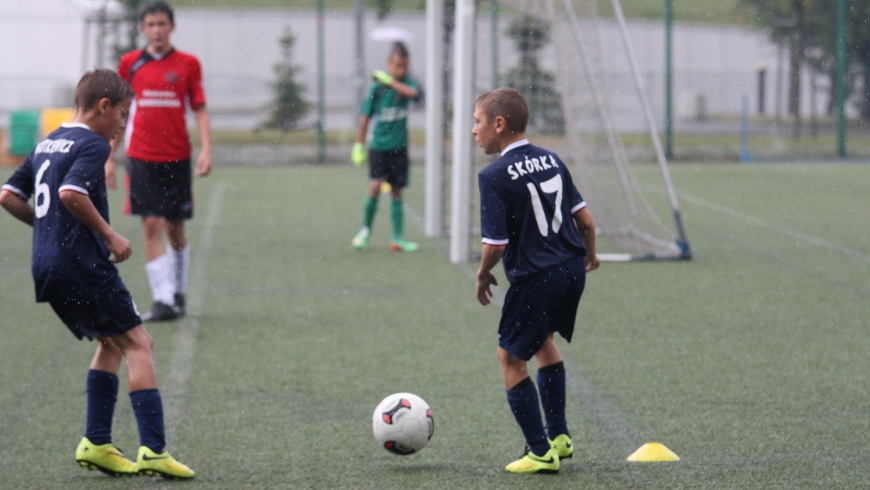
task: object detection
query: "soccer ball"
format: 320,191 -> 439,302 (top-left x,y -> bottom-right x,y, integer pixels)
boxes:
372,393 -> 434,455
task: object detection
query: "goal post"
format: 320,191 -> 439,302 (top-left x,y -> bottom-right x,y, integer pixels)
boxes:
431,0 -> 691,262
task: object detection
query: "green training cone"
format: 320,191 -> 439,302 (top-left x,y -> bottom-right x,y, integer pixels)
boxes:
626,442 -> 680,462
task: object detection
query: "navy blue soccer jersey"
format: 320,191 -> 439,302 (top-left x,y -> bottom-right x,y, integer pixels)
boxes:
478,140 -> 588,284
2,123 -> 118,301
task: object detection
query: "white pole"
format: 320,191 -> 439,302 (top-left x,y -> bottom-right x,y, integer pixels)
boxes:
425,0 -> 444,238
450,0 -> 475,263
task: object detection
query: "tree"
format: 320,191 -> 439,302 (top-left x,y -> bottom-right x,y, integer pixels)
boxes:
501,15 -> 564,134
263,29 -> 310,132
369,0 -> 395,20
741,0 -> 870,121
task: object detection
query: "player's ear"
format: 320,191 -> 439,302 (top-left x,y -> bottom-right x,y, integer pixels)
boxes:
494,115 -> 507,135
97,97 -> 112,114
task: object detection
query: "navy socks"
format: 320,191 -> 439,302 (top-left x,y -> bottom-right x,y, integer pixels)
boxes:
537,361 -> 569,439
85,370 -> 119,446
130,389 -> 166,453
506,377 -> 550,457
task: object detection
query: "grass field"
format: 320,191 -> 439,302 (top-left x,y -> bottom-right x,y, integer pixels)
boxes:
1,160 -> 869,488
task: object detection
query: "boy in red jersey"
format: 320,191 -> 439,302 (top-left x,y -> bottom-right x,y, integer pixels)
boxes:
106,1 -> 212,322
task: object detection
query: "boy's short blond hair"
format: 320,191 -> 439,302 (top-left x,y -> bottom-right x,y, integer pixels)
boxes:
476,88 -> 529,135
74,69 -> 134,112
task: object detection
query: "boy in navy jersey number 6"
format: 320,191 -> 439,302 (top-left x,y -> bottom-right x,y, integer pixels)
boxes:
0,69 -> 193,479
473,88 -> 601,474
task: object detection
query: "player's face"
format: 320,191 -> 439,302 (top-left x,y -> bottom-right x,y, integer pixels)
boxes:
473,104 -> 501,155
141,12 -> 174,53
95,97 -> 132,141
388,55 -> 409,80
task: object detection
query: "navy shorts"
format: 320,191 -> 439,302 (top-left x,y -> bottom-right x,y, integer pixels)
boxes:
369,148 -> 409,189
498,256 -> 586,361
127,158 -> 193,221
43,276 -> 142,341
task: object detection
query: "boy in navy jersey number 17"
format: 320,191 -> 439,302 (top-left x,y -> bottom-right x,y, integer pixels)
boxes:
473,88 -> 601,474
0,69 -> 193,479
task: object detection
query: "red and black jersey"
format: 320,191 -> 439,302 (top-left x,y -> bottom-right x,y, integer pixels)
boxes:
118,48 -> 206,163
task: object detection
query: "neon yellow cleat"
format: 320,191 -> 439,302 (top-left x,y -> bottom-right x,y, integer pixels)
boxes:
389,239 -> 419,252
550,434 -> 574,460
75,437 -> 138,477
504,446 -> 560,474
352,228 -> 371,249
137,446 -> 195,480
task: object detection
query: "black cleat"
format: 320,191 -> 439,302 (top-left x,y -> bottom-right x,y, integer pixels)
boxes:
173,293 -> 186,317
141,301 -> 179,322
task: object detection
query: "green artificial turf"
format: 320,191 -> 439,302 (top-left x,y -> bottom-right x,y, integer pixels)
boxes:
1,161 -> 869,488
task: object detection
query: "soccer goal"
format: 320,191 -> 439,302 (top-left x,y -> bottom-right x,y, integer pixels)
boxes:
435,0 -> 692,262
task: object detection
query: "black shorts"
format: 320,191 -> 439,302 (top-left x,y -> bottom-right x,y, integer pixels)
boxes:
126,158 -> 193,221
43,276 -> 142,341
498,257 -> 586,361
369,148 -> 409,189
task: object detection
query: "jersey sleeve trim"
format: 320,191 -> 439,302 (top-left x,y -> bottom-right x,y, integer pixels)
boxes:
58,184 -> 89,195
1,184 -> 28,199
571,201 -> 587,214
482,237 -> 510,245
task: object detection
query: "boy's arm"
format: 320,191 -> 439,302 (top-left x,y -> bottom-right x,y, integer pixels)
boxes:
104,132 -> 123,189
194,106 -> 212,177
476,243 -> 506,305
58,189 -> 132,263
0,189 -> 34,226
573,206 -> 601,272
372,71 -> 419,99
352,115 -> 371,167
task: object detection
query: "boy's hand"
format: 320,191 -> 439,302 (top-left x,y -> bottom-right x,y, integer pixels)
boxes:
372,70 -> 394,86
585,253 -> 601,272
352,142 -> 367,167
104,231 -> 132,263
196,149 -> 212,177
476,269 -> 499,306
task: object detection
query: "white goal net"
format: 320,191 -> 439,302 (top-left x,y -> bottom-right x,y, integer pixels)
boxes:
492,0 -> 691,260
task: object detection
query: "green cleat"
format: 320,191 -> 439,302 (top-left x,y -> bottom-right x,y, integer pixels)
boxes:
137,446 -> 195,480
352,228 -> 370,249
389,238 -> 419,252
75,437 -> 138,477
504,446 -> 560,474
550,434 -> 574,460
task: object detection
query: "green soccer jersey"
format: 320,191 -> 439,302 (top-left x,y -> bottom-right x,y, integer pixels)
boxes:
361,76 -> 420,152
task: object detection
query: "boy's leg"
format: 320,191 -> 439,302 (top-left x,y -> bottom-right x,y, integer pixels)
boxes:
167,220 -> 189,316
499,348 -> 550,457
76,337 -> 138,476
535,335 -> 573,459
387,151 -> 418,252
142,217 -> 178,321
111,325 -> 194,479
353,180 -> 381,249
500,347 -> 559,473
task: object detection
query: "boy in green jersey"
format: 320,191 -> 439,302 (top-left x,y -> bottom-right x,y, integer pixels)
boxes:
351,42 -> 422,252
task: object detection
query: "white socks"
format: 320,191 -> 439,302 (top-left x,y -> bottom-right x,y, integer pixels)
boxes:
145,254 -> 175,305
170,245 -> 190,295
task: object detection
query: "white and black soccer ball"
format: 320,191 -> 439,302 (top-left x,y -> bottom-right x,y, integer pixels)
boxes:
372,392 -> 434,455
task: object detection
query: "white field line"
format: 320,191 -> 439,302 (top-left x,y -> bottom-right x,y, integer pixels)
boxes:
405,202 -> 645,458
162,182 -> 226,445
678,191 -> 870,264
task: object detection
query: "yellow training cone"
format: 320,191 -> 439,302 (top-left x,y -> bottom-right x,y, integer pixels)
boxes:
626,442 -> 680,462
380,182 -> 392,194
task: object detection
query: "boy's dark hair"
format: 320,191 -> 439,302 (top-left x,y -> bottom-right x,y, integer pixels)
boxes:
140,1 -> 174,23
476,88 -> 529,135
390,42 -> 409,59
74,69 -> 135,111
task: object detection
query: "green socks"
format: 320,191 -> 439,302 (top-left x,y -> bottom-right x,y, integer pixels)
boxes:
363,196 -> 378,228
391,198 -> 404,240
363,196 -> 405,241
